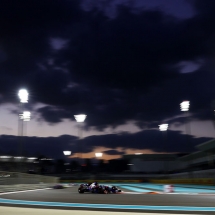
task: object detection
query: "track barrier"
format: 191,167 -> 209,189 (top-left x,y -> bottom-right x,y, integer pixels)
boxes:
150,178 -> 214,185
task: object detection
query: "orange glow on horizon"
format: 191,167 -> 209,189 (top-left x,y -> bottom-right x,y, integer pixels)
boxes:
68,147 -> 168,160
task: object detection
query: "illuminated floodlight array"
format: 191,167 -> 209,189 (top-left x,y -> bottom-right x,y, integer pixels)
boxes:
0,156 -> 12,159
180,101 -> 190,111
63,151 -> 72,156
19,111 -> 31,121
95,152 -> 103,158
14,156 -> 23,159
74,114 -> 87,122
18,89 -> 29,103
159,124 -> 169,131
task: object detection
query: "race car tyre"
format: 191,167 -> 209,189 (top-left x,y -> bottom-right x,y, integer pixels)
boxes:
78,188 -> 84,193
91,188 -> 96,193
103,189 -> 108,194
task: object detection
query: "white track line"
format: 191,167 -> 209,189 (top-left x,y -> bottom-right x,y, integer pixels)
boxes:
0,188 -> 51,195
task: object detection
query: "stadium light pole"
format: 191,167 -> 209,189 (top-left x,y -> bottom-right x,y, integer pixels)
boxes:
180,101 -> 191,174
18,89 -> 29,172
95,152 -> 103,173
63,150 -> 72,162
180,101 -> 191,148
19,111 -> 31,172
74,114 -> 87,169
158,124 -> 168,175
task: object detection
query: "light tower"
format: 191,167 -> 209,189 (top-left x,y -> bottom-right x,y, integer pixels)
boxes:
159,123 -> 169,174
18,89 -> 30,173
180,100 -> 191,174
74,114 -> 87,167
180,101 -> 191,148
95,152 -> 103,173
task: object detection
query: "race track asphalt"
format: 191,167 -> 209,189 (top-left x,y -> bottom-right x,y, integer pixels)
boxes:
0,186 -> 215,214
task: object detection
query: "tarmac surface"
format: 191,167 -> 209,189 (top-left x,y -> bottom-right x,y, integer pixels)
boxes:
0,184 -> 215,214
0,206 -> 201,215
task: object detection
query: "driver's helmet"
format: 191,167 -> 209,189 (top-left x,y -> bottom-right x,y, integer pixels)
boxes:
94,182 -> 98,186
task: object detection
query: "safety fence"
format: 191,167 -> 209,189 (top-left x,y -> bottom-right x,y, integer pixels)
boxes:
59,170 -> 215,185
150,178 -> 215,185
0,171 -> 59,193
169,169 -> 215,179
60,178 -> 215,185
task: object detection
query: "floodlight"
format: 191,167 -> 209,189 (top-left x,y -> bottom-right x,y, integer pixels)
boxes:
180,101 -> 190,111
19,111 -> 31,121
95,152 -> 103,158
159,124 -> 168,131
74,114 -> 87,168
18,89 -> 28,103
14,156 -> 23,159
0,156 -> 11,159
63,151 -> 71,156
74,114 -> 87,122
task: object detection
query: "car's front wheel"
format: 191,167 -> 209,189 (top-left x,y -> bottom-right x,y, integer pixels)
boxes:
78,188 -> 84,193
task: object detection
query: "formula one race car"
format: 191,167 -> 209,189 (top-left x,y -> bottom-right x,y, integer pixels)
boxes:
78,183 -> 121,194
78,183 -> 90,193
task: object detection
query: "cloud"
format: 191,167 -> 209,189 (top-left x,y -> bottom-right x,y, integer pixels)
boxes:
0,134 -> 77,159
37,106 -> 72,124
0,0 -> 214,133
0,128 -> 211,160
103,149 -> 125,156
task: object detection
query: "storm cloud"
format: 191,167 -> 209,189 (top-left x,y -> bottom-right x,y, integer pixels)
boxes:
0,0 -> 214,158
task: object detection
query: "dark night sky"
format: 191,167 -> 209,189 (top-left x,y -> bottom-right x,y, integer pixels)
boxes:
0,0 -> 215,161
